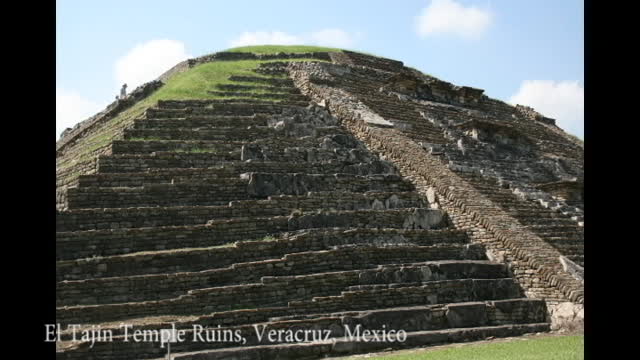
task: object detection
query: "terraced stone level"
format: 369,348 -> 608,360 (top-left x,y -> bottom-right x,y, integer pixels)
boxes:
56,53 -> 563,360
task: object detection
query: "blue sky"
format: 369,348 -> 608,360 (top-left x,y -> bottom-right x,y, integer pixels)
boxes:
57,0 -> 584,138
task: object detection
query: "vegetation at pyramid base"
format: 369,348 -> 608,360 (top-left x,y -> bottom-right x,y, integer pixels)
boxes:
336,335 -> 584,360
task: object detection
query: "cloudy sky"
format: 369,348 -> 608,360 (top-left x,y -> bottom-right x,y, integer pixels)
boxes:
57,0 -> 584,139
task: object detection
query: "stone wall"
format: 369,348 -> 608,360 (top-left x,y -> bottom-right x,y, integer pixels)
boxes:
59,275 -> 516,325
57,245 -> 488,306
56,227 -> 469,281
56,208 -> 447,260
56,191 -> 425,231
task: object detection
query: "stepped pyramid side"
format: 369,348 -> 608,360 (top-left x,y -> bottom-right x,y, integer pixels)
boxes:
56,49 -> 583,360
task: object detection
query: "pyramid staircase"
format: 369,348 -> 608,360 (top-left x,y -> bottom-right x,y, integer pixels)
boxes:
306,61 -> 585,268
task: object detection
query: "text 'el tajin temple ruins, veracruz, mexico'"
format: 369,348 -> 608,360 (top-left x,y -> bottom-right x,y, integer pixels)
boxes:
55,46 -> 584,360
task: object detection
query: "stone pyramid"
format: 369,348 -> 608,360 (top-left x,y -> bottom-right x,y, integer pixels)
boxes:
56,47 -> 583,359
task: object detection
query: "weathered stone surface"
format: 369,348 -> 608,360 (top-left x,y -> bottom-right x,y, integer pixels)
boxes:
559,255 -> 584,282
548,302 -> 584,331
402,208 -> 446,229
446,302 -> 488,328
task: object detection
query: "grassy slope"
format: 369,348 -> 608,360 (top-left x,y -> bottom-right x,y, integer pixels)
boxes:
335,335 -> 584,360
57,55 -> 329,174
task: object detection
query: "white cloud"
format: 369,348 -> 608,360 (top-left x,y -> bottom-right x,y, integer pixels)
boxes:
229,28 -> 357,48
57,39 -> 191,140
56,88 -> 105,139
115,39 -> 191,91
415,0 -> 493,39
509,80 -> 584,138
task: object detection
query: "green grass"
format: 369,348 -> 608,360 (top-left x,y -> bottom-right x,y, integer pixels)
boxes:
336,335 -> 583,360
122,57 -> 324,103
226,45 -> 342,54
57,57 -> 327,173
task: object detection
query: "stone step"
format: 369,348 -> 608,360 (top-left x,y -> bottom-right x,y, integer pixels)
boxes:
214,83 -> 301,94
123,124 -> 342,142
123,127 -> 278,141
502,210 -> 571,220
522,230 -> 584,241
100,152 -> 241,173
541,242 -> 584,254
548,244 -> 584,257
489,200 -> 566,213
154,100 -> 308,112
245,173 -> 415,197
65,174 -> 414,209
207,91 -> 310,102
56,208 -> 447,260
286,278 -> 522,316
226,75 -> 295,87
57,254 -> 495,307
64,181 -> 251,209
56,228 -> 470,281
110,130 -> 359,157
253,68 -> 287,76
528,224 -> 583,234
543,240 -> 586,256
83,159 -> 397,182
145,105 -> 289,119
341,50 -> 405,70
57,191 -> 425,232
77,168 -> 241,187
270,299 -> 547,327
57,277 -> 517,326
97,145 -> 381,173
55,301 -> 548,360
97,153 -> 241,174
132,115 -> 269,130
158,98 -> 303,107
111,140 -> 244,155
517,218 -> 582,227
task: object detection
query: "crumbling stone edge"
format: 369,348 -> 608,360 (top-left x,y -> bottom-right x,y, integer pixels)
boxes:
56,80 -> 163,154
